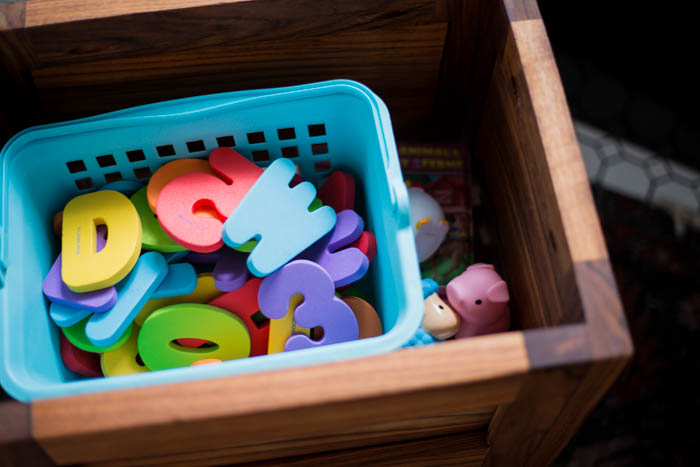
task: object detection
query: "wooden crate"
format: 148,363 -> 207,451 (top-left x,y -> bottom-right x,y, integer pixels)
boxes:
0,1 -> 633,465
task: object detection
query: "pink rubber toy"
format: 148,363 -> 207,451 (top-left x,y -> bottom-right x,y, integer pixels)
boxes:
157,148 -> 262,253
445,263 -> 510,338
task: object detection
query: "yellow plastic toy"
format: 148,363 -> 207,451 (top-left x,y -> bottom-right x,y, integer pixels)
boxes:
101,326 -> 150,377
267,293 -> 310,354
134,273 -> 222,326
62,190 -> 142,292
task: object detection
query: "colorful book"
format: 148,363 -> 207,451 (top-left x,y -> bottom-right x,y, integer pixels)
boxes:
398,143 -> 474,285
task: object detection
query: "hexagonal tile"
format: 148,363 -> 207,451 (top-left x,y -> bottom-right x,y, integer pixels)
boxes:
652,180 -> 699,212
667,161 -> 700,186
647,160 -> 668,179
599,139 -> 620,159
619,141 -> 653,166
601,160 -> 651,200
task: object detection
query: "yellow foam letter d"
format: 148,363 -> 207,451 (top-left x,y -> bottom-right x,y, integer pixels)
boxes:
62,190 -> 142,292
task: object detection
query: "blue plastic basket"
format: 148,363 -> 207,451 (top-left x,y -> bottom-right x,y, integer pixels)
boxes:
0,80 -> 423,401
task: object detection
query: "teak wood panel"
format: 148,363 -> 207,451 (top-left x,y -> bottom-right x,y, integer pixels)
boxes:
2,0 -> 449,140
487,358 -> 629,467
31,23 -> 447,129
31,333 -> 528,465
245,431 -> 488,467
474,2 -> 633,465
475,5 -> 631,339
24,0 -> 442,67
1,2 -> 36,144
90,417 -> 490,466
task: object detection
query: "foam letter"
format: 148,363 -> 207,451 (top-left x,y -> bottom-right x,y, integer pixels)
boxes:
157,148 -> 262,252
223,158 -> 336,276
62,190 -> 142,292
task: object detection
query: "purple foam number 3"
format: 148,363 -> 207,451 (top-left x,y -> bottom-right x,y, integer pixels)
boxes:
298,210 -> 369,288
42,226 -> 117,312
258,260 -> 358,351
213,248 -> 249,292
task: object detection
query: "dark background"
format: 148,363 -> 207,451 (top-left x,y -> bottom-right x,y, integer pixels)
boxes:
538,1 -> 700,465
539,0 -> 698,172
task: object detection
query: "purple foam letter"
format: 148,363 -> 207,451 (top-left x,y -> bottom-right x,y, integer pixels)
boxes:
42,227 -> 117,312
298,210 -> 369,288
258,259 -> 358,351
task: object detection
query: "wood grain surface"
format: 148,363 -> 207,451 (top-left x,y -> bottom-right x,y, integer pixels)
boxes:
0,1 -> 36,144
474,2 -> 633,465
88,415 -> 490,466
478,8 -> 631,353
33,333 -> 528,465
25,0 -> 248,25
502,0 -> 541,22
245,430 -> 488,467
434,0 -> 508,142
0,2 -> 24,31
2,0 -> 447,140
0,401 -> 53,466
487,359 -> 629,467
24,0 -> 440,67
31,23 -> 446,129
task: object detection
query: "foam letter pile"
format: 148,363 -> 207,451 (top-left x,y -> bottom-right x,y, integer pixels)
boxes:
44,148 -> 382,378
